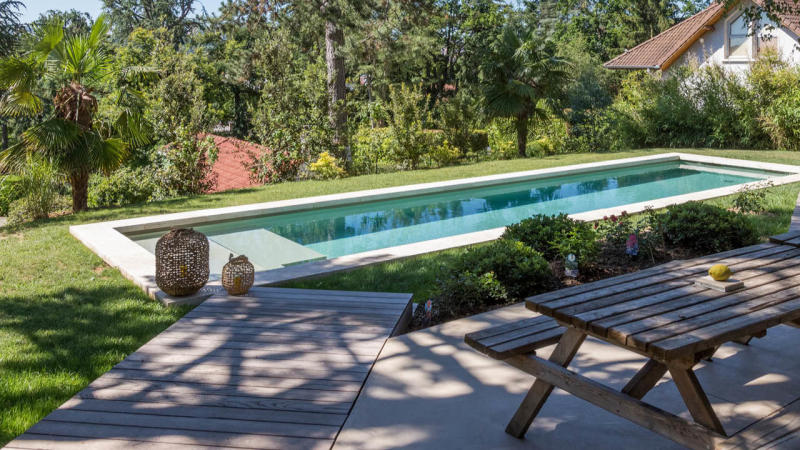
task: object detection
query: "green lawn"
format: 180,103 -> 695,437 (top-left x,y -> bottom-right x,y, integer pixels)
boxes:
2,148 -> 800,445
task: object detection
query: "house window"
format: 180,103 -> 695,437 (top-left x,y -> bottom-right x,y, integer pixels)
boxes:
728,13 -> 751,58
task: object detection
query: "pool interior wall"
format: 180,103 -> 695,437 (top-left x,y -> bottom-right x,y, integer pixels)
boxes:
128,159 -> 788,274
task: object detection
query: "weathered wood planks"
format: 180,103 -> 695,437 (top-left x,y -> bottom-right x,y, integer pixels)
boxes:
525,243 -> 800,361
494,241 -> 800,448
5,287 -> 412,450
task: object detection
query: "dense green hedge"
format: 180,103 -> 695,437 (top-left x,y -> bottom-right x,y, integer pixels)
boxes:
608,51 -> 800,150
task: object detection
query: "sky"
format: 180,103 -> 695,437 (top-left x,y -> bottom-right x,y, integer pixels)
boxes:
19,0 -> 227,23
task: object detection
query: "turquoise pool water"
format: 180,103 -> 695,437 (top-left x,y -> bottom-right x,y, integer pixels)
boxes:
129,160 -> 784,272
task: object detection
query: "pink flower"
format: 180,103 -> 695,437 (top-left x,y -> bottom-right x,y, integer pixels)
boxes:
610,215 -> 618,223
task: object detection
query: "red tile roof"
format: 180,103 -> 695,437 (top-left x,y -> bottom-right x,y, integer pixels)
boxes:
201,134 -> 265,193
605,1 -> 800,71
604,2 -> 727,70
756,0 -> 800,36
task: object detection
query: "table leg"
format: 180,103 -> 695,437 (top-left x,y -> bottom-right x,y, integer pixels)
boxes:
621,359 -> 667,400
667,365 -> 726,436
505,327 -> 586,438
733,330 -> 767,345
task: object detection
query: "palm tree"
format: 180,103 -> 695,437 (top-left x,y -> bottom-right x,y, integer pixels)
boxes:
481,26 -> 572,158
0,15 -> 150,212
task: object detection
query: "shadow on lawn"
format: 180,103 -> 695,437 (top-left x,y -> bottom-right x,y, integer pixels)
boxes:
0,284 -> 190,376
0,283 -> 190,437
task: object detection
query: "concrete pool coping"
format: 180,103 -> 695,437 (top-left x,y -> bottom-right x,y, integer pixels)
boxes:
69,152 -> 800,306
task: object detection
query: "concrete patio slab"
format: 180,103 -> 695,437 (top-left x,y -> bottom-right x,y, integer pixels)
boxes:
336,303 -> 800,449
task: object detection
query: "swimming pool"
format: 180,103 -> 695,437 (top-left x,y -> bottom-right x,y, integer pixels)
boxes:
69,153 -> 800,303
127,158 -> 788,274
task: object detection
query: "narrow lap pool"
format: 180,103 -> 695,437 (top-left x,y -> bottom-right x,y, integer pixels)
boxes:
127,159 -> 789,274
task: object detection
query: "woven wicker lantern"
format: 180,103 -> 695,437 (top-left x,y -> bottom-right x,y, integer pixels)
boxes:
155,228 -> 210,296
222,254 -> 255,296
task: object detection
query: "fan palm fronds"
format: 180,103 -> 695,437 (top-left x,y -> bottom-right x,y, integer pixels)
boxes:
0,13 -> 149,212
481,26 -> 573,157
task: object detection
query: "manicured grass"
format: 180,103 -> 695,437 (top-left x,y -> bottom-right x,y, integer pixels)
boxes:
1,148 -> 800,445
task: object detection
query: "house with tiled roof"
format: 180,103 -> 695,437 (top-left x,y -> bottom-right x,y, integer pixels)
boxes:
604,0 -> 800,74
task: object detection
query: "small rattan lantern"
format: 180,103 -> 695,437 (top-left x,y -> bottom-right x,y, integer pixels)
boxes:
155,228 -> 210,296
222,253 -> 255,296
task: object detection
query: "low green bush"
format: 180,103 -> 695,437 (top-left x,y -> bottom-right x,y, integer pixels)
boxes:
387,83 -> 430,169
352,127 -> 393,174
527,137 -> 553,157
88,167 -> 163,208
487,120 -> 516,160
8,195 -> 70,226
433,271 -> 508,322
160,130 -> 219,194
0,175 -> 22,216
432,240 -> 554,321
468,129 -> 489,154
502,213 -> 596,262
660,202 -> 759,253
732,181 -> 773,214
548,225 -> 600,268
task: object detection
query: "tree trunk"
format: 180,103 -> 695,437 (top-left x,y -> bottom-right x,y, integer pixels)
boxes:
1,120 -> 7,150
232,87 -> 248,139
325,18 -> 349,166
516,113 -> 529,158
69,171 -> 89,212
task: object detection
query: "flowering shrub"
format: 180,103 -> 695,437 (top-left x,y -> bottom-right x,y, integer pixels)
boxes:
430,139 -> 461,167
595,211 -> 635,247
595,209 -> 664,262
309,151 -> 345,180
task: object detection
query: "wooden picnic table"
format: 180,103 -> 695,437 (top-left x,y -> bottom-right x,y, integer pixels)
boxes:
478,237 -> 800,450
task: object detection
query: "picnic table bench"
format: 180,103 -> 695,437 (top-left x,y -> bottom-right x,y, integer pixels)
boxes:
466,235 -> 800,450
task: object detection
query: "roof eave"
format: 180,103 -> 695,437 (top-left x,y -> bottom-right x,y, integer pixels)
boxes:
603,63 -> 662,70
602,2 -> 730,72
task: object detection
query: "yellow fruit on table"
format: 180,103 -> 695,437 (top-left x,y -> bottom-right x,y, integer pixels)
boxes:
709,264 -> 732,281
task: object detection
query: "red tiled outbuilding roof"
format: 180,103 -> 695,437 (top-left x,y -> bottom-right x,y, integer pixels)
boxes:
201,134 -> 264,193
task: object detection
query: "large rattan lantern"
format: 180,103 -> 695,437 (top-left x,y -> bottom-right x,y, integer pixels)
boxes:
222,254 -> 254,296
155,228 -> 210,296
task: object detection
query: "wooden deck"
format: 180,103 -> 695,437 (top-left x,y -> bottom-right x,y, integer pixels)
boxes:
4,287 -> 412,450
